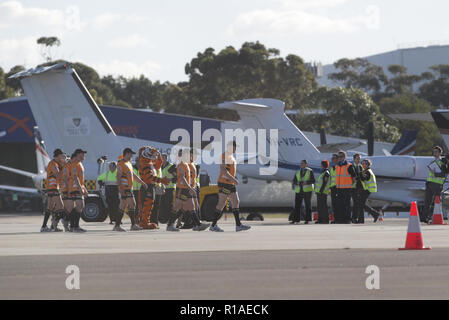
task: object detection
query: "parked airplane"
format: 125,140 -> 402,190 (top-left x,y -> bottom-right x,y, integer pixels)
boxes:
7,63 -> 441,221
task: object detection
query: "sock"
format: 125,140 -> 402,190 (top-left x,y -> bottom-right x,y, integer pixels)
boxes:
211,209 -> 222,227
167,210 -> 182,226
190,210 -> 201,226
63,210 -> 70,227
116,210 -> 124,227
233,208 -> 242,226
75,211 -> 81,228
128,209 -> 136,225
42,210 -> 52,228
70,209 -> 77,228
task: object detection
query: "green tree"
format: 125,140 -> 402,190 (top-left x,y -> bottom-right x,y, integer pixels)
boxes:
328,58 -> 388,99
378,94 -> 441,155
0,67 -> 15,100
419,64 -> 449,108
36,36 -> 61,62
5,65 -> 26,96
299,87 -> 400,143
386,65 -> 422,95
184,42 -> 317,112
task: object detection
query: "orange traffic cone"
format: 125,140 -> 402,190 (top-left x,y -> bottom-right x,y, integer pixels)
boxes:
431,196 -> 447,225
399,202 -> 431,250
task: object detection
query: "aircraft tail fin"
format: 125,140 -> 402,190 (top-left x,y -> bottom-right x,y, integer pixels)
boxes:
33,128 -> 51,175
218,99 -> 321,163
390,129 -> 417,155
10,63 -> 122,163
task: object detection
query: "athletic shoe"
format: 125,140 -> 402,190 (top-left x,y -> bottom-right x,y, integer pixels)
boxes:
113,225 -> 126,232
130,224 -> 143,231
62,219 -> 70,232
193,223 -> 210,231
209,225 -> 224,232
166,224 -> 180,232
72,227 -> 86,233
236,224 -> 251,232
51,227 -> 63,232
40,226 -> 52,233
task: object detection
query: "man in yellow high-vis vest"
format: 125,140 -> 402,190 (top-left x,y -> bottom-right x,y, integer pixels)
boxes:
329,154 -> 338,220
424,146 -> 447,223
97,161 -> 119,224
291,160 -> 315,224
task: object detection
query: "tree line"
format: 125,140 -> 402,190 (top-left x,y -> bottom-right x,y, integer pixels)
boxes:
1,38 -> 448,155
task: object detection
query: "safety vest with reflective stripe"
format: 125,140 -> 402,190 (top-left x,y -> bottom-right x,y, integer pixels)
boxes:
427,159 -> 445,185
330,166 -> 336,188
295,168 -> 314,193
97,170 -> 117,186
315,170 -> 331,195
133,168 -> 141,189
336,163 -> 353,189
362,169 -> 377,193
162,163 -> 176,189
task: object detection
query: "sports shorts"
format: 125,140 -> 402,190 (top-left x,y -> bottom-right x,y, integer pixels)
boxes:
218,182 -> 236,195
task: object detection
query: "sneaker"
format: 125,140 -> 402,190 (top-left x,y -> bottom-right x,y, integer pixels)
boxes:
167,224 -> 180,232
193,223 -> 210,231
130,224 -> 143,231
40,226 -> 52,233
62,219 -> 70,232
72,227 -> 86,233
236,224 -> 251,232
51,227 -> 63,232
113,225 -> 126,232
209,225 -> 224,232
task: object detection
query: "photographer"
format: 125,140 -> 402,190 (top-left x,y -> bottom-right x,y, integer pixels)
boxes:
424,146 -> 447,224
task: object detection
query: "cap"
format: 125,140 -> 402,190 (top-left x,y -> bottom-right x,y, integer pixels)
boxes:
53,148 -> 64,158
74,148 -> 87,156
123,148 -> 136,155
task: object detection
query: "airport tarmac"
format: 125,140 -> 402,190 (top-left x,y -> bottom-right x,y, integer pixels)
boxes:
1,213 -> 449,299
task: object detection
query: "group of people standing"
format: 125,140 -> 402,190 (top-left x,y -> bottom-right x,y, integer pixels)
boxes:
290,151 -> 380,225
41,141 -> 250,233
41,148 -> 88,233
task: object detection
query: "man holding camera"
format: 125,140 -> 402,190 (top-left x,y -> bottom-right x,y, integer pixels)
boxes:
424,146 -> 447,224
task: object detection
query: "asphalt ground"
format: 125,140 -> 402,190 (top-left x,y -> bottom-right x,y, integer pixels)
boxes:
1,213 -> 449,299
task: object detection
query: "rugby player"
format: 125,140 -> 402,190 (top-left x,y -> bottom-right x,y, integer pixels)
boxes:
41,149 -> 65,232
67,149 -> 89,233
166,149 -> 209,232
210,141 -> 251,232
115,148 -> 148,232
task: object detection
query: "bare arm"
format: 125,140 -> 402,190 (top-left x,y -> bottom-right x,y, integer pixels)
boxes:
132,172 -> 147,188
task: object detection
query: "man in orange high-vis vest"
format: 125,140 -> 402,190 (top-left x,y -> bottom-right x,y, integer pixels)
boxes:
334,151 -> 356,224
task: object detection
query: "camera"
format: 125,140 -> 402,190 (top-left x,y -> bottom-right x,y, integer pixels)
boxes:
440,154 -> 449,174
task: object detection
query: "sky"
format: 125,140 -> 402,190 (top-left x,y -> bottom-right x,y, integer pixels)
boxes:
1,0 -> 448,83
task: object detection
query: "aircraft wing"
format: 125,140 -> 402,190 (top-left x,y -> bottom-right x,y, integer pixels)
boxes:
0,185 -> 39,194
0,165 -> 37,179
317,141 -> 365,153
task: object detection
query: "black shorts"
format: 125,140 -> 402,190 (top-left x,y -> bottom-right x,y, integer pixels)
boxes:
121,189 -> 134,199
62,191 -> 69,201
176,188 -> 192,201
47,189 -> 60,198
218,182 -> 236,195
141,185 -> 155,201
70,191 -> 84,201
